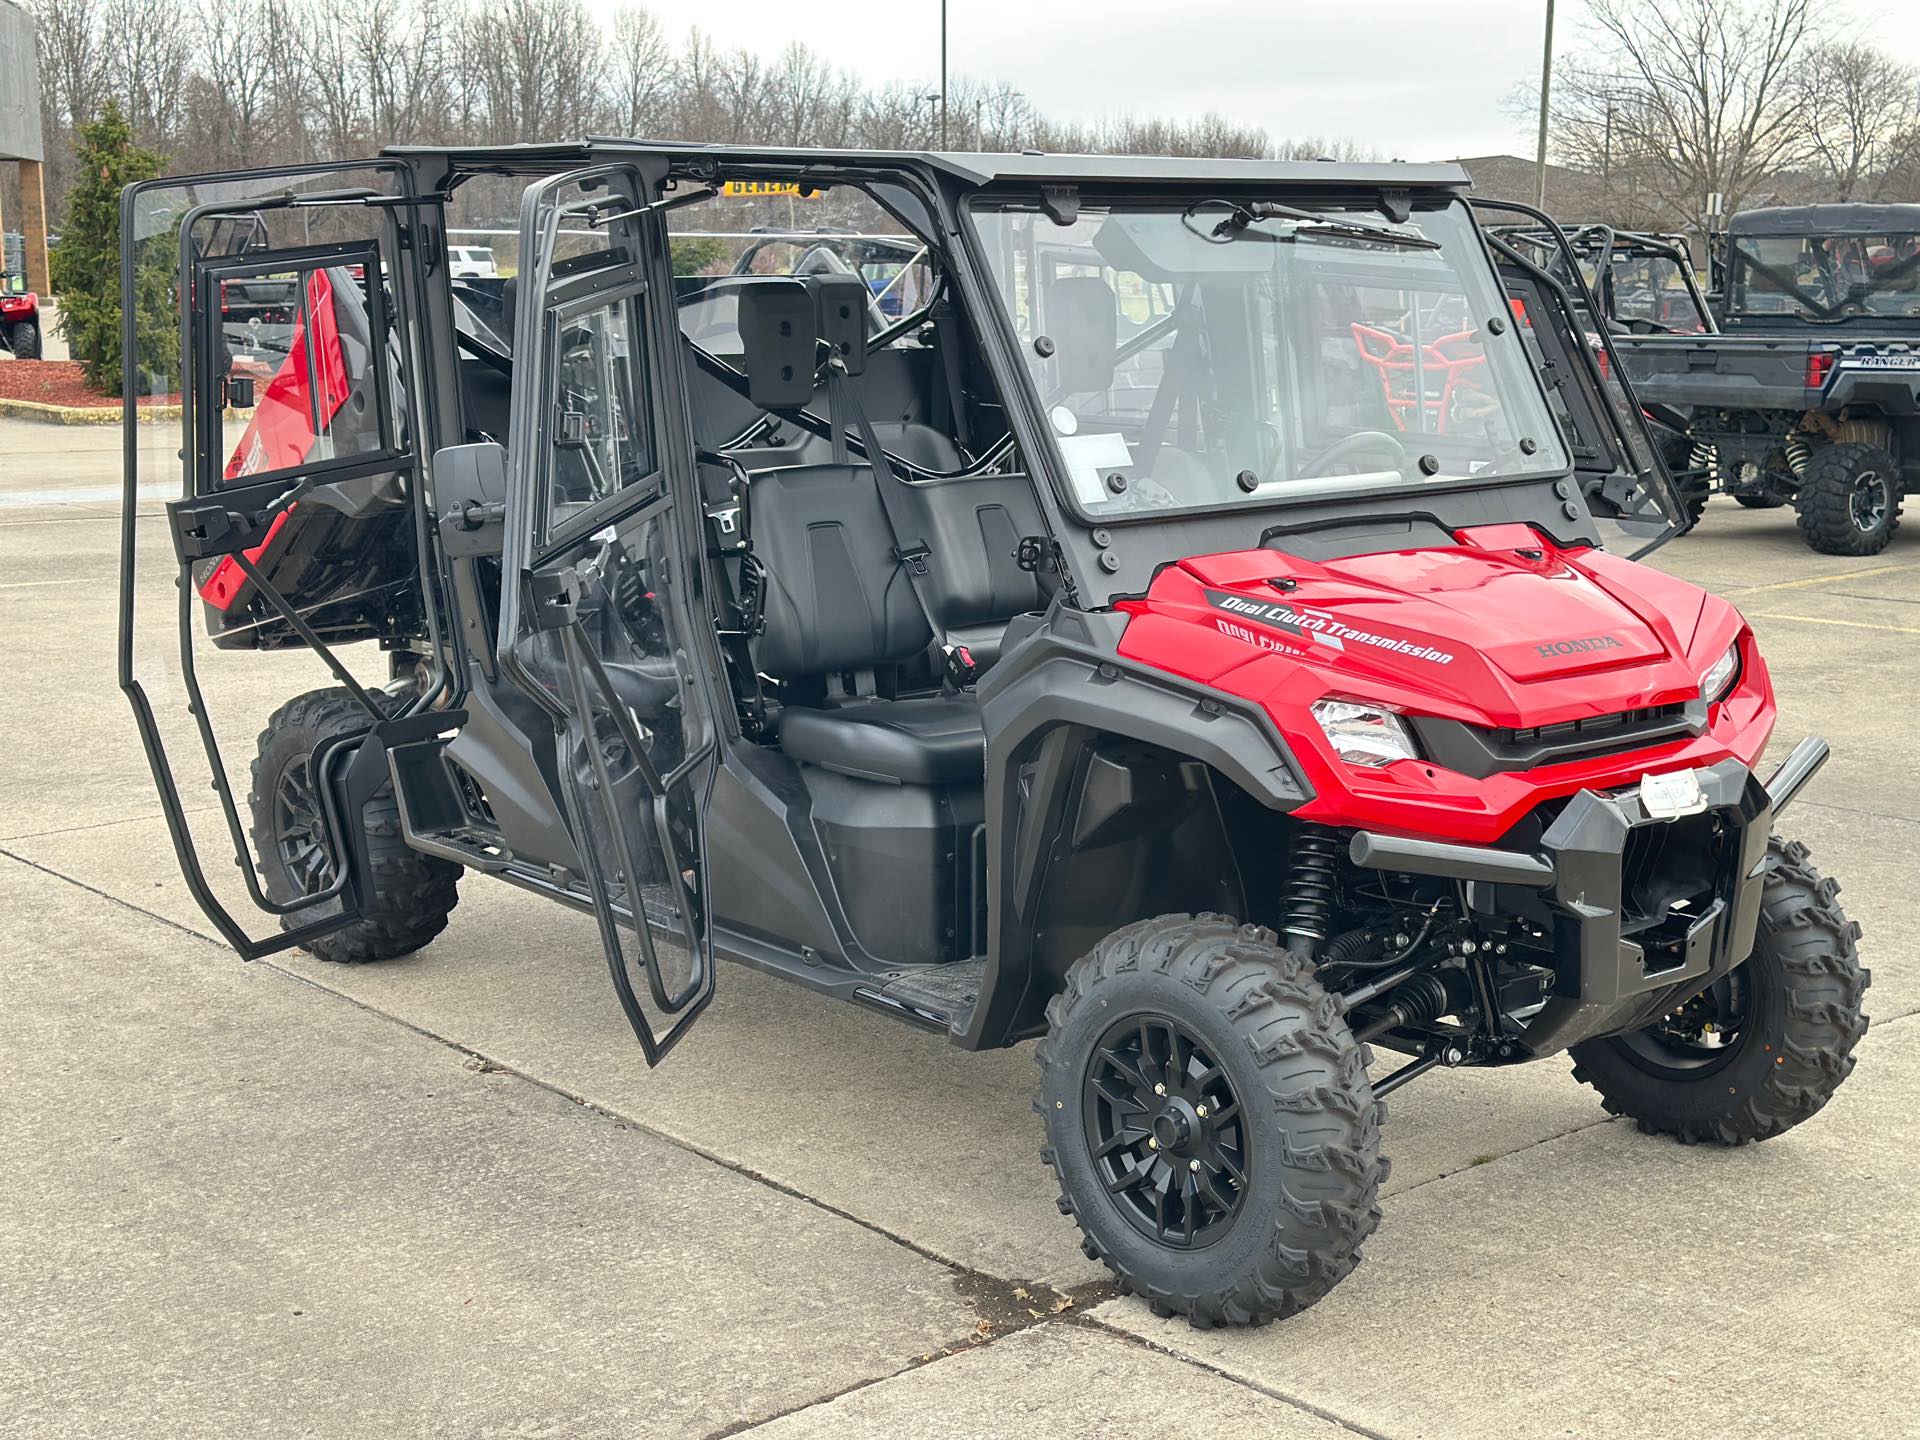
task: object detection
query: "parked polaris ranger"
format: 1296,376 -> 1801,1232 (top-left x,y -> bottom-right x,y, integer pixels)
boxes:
119,146 -> 1866,1329
1611,203 -> 1920,553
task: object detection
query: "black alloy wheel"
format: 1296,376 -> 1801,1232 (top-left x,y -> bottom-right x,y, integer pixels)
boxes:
274,761 -> 336,896
1083,1014 -> 1247,1249
1850,469 -> 1892,534
1612,969 -> 1750,1078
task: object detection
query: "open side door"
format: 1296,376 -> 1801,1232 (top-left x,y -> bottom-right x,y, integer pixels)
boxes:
494,164 -> 722,1064
1473,199 -> 1685,559
117,162 -> 451,957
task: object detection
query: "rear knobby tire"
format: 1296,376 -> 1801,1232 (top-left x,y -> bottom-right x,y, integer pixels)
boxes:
7,320 -> 40,360
1794,441 -> 1901,555
1570,837 -> 1867,1145
1036,913 -> 1385,1328
249,686 -> 461,963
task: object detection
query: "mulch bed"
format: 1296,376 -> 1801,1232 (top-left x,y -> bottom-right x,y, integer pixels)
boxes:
0,360 -> 176,409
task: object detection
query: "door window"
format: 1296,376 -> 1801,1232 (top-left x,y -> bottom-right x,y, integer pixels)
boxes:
194,242 -> 405,493
541,291 -> 656,545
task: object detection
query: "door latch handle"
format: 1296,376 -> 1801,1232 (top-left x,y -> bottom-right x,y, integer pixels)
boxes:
525,567 -> 583,631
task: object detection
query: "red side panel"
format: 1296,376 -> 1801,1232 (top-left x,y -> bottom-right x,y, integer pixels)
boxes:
222,269 -> 354,482
204,270 -> 355,611
198,508 -> 295,610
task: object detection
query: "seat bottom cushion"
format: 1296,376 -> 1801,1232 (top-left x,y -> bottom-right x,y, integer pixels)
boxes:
777,695 -> 984,786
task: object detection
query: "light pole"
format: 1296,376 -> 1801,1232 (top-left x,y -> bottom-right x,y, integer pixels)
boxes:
939,0 -> 949,149
1535,0 -> 1556,209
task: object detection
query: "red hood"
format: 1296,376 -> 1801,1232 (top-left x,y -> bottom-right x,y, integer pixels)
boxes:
1119,524 -> 1732,731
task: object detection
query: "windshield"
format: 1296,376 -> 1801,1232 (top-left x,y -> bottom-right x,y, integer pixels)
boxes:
1729,232 -> 1920,322
972,198 -> 1569,517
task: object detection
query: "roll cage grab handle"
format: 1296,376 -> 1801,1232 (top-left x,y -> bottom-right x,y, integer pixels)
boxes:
1569,223 -> 1715,333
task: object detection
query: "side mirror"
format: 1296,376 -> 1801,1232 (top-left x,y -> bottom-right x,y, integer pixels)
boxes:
433,441 -> 509,558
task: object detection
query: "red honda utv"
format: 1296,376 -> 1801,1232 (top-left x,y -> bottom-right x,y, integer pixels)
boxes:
118,146 -> 1865,1329
0,286 -> 40,359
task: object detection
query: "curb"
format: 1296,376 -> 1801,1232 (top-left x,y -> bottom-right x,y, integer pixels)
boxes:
0,398 -> 182,425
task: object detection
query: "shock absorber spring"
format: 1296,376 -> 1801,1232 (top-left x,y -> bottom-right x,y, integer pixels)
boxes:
1784,432 -> 1813,477
1690,439 -> 1718,483
1282,823 -> 1341,959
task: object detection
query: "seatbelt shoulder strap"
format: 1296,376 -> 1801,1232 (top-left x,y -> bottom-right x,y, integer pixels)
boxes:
828,366 -> 976,685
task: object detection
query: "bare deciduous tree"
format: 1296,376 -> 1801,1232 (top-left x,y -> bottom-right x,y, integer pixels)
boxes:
610,6 -> 674,138
1556,0 -> 1815,231
24,0 -> 1361,223
1796,40 -> 1920,201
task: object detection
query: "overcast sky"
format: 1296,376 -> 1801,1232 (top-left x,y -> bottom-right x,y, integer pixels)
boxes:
600,0 -> 1920,161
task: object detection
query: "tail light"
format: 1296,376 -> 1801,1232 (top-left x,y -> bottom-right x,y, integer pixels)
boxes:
1806,351 -> 1836,389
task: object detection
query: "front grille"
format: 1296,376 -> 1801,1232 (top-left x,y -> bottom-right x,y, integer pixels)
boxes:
1412,700 -> 1703,779
1493,702 -> 1692,756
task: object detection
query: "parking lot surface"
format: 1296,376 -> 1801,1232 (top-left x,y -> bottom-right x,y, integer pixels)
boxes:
3,413 -> 1917,1438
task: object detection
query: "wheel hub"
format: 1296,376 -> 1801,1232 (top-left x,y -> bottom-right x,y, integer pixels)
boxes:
1082,1015 -> 1247,1249
1150,1097 -> 1199,1153
1851,472 -> 1889,532
1618,969 -> 1751,1077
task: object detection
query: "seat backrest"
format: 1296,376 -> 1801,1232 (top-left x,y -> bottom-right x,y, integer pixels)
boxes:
893,474 -> 1047,641
750,463 -> 932,681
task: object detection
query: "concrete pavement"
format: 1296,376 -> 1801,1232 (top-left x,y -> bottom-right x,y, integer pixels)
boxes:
3,411 -> 1917,1437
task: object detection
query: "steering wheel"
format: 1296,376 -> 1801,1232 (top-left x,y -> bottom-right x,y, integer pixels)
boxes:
1299,430 -> 1410,480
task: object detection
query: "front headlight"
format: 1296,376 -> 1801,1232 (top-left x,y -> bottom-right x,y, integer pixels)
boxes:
1701,642 -> 1740,704
1311,698 -> 1418,768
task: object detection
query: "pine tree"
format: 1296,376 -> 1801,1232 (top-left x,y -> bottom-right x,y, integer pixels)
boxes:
50,104 -> 168,396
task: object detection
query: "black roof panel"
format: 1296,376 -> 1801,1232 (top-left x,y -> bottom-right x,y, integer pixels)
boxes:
385,138 -> 1471,193
1728,203 -> 1920,236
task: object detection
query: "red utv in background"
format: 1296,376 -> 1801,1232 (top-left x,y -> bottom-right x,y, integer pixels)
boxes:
0,287 -> 41,359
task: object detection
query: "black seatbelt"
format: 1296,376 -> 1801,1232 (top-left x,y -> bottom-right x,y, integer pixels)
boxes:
827,363 -> 977,687
929,299 -> 972,454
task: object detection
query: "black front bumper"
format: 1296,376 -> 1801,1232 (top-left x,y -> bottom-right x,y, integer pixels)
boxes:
1350,737 -> 1828,1057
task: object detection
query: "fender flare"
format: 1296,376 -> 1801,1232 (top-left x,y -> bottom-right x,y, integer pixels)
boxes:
961,608 -> 1310,1048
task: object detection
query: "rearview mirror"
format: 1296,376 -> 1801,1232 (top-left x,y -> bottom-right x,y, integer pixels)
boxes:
433,441 -> 509,558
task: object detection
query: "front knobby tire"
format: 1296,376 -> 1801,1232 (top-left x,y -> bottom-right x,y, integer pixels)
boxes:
1795,442 -> 1902,555
8,320 -> 41,360
1036,914 -> 1385,1328
1570,838 -> 1867,1145
249,687 -> 461,963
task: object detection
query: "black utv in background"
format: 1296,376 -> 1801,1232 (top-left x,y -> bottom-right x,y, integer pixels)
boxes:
1610,203 -> 1920,554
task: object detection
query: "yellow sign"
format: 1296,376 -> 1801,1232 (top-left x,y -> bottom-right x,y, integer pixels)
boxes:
721,181 -> 813,199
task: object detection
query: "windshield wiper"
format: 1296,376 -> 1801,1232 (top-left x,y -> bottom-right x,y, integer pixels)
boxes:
1187,200 -> 1439,251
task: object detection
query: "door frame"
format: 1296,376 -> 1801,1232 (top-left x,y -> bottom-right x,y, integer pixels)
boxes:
117,160 -> 454,959
492,161 -> 728,1063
